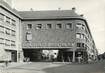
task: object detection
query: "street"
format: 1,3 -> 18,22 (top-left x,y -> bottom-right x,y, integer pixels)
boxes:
1,61 -> 105,73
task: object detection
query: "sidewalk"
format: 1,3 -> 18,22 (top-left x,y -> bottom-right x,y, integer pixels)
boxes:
0,62 -> 31,69
0,62 -> 31,73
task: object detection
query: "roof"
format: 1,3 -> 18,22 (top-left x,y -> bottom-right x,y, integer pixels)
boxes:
0,0 -> 21,18
18,10 -> 82,20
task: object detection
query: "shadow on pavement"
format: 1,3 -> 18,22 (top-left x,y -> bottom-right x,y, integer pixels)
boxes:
43,61 -> 105,73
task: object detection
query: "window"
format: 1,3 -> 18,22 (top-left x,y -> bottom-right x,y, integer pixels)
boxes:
56,24 -> 62,29
81,34 -> 84,39
76,23 -> 82,29
6,16 -> 10,24
0,13 -> 4,21
66,23 -> 72,29
46,24 -> 52,29
36,24 -> 42,29
0,25 -> 4,33
85,29 -> 88,34
26,32 -> 32,41
11,30 -> 16,36
77,43 -> 81,47
11,19 -> 16,26
11,40 -> 15,46
27,24 -> 32,29
76,33 -> 81,38
5,28 -> 10,35
82,43 -> 84,47
82,24 -> 85,30
5,39 -> 10,46
85,37 -> 88,42
0,38 -> 4,44
76,33 -> 85,39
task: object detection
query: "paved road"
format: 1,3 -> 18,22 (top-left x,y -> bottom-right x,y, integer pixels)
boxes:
2,61 -> 105,73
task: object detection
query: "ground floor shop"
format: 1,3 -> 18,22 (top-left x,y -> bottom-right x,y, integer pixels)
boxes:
0,49 -> 24,63
23,48 -> 89,63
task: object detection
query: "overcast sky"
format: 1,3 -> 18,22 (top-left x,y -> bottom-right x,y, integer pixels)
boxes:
13,0 -> 105,54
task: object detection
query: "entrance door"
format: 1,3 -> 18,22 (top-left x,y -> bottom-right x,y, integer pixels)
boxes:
11,51 -> 17,62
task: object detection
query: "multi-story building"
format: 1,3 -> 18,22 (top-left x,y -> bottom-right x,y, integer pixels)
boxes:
0,0 -> 23,62
19,9 -> 98,62
0,0 -> 98,62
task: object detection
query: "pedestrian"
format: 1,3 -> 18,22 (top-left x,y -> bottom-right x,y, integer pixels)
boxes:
78,56 -> 82,63
5,61 -> 8,67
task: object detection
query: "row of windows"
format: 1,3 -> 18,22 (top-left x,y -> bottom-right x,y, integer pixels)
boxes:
0,13 -> 16,26
76,33 -> 85,39
0,38 -> 16,46
0,25 -> 16,36
76,33 -> 90,43
77,43 -> 85,48
76,42 -> 95,54
27,23 -> 73,30
76,43 -> 91,51
76,22 -> 90,38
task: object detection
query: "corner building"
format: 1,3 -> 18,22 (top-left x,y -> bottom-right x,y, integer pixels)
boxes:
19,9 -> 98,62
0,0 -> 98,62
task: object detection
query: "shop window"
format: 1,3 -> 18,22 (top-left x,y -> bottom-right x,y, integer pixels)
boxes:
36,24 -> 42,29
56,24 -> 62,29
66,23 -> 72,29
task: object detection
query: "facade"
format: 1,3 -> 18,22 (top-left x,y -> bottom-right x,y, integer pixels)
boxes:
19,9 -> 98,62
2,0 -> 13,7
0,0 -> 98,62
0,0 -> 23,62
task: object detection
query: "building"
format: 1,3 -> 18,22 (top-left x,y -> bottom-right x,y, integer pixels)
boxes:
0,0 -> 98,62
0,0 -> 23,62
19,8 -> 98,62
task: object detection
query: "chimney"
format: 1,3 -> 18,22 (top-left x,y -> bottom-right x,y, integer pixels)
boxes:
30,8 -> 34,11
72,7 -> 76,12
58,7 -> 61,10
80,14 -> 84,17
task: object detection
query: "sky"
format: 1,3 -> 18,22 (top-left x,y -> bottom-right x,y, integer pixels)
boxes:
13,0 -> 105,54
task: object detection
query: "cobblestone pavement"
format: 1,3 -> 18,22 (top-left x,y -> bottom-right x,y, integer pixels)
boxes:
0,61 -> 105,73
